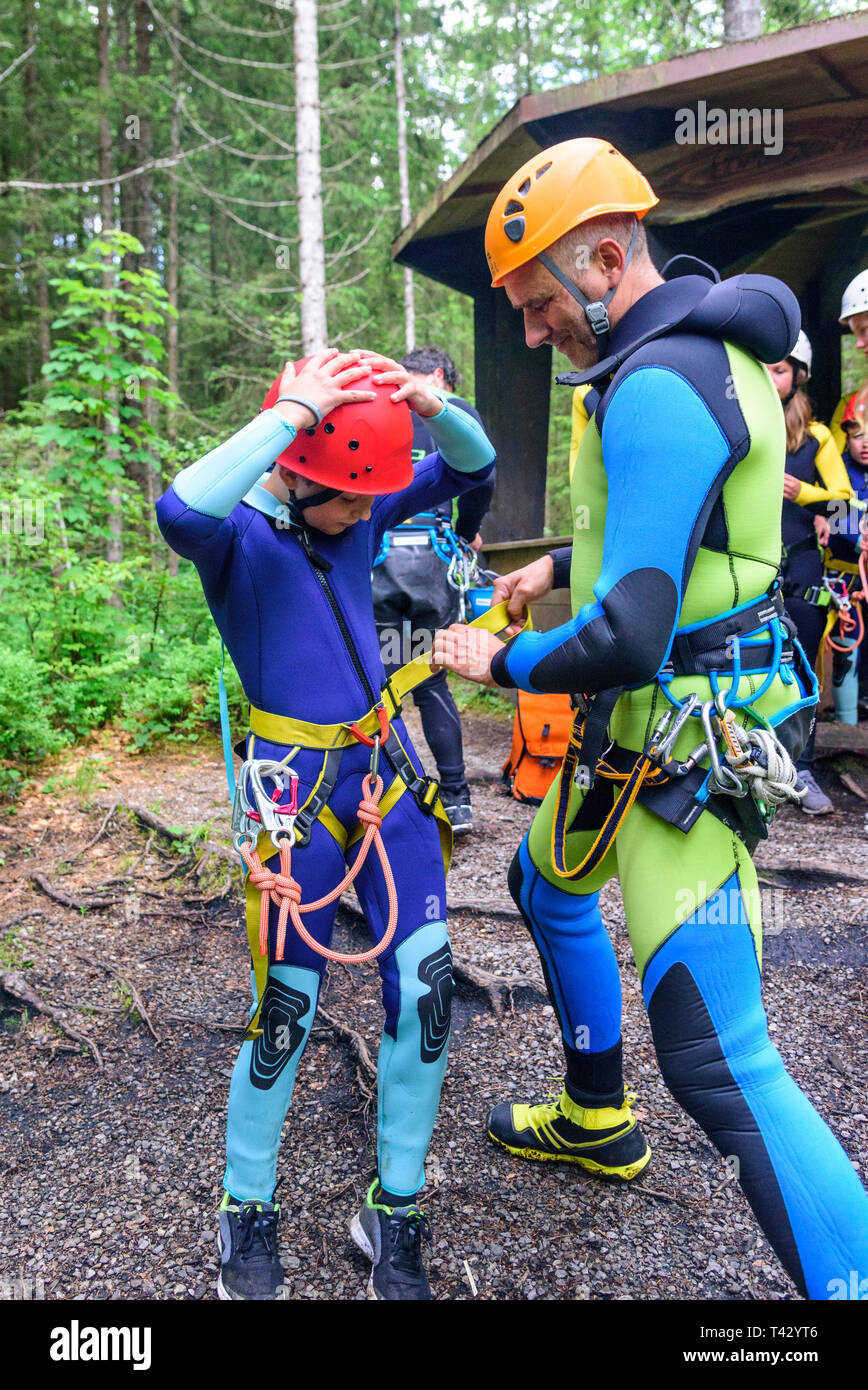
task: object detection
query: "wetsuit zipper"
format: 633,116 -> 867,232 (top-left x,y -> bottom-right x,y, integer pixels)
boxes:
310,562 -> 379,710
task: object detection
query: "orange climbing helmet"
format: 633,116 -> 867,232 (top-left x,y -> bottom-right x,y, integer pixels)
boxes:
262,359 -> 414,496
484,138 -> 658,287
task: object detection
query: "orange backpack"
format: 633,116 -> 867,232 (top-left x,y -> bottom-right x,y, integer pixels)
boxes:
502,691 -> 575,804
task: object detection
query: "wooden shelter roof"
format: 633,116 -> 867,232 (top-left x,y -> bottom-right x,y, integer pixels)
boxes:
393,12 -> 868,298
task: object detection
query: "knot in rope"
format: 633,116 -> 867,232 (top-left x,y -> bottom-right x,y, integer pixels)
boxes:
357,798 -> 382,828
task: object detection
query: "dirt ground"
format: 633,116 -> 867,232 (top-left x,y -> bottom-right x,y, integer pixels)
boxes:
0,707 -> 866,1302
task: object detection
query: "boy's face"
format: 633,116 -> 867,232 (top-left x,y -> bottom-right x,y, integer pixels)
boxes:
279,468 -> 374,533
845,426 -> 867,464
847,311 -> 868,359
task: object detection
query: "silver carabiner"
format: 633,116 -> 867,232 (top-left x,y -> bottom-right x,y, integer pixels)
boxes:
369,733 -> 381,782
700,700 -> 746,796
249,762 -> 286,833
650,692 -> 700,763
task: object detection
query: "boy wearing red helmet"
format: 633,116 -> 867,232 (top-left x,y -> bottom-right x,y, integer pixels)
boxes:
156,349 -> 495,1300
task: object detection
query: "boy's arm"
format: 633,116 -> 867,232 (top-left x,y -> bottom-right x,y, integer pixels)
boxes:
371,400 -> 495,537
155,410 -> 297,566
490,364 -> 737,693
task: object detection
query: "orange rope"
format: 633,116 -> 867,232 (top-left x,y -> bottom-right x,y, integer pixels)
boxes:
825,555 -> 866,654
238,772 -> 399,965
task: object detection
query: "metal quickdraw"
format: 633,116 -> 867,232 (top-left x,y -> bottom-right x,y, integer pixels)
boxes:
232,734 -> 399,967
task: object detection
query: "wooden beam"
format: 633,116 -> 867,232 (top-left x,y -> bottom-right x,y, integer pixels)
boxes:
474,292 -> 551,543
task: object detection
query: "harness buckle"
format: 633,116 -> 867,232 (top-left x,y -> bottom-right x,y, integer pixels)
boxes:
415,775 -> 441,816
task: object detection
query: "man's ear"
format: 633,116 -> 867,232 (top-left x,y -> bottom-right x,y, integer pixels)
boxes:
277,465 -> 298,489
596,237 -> 626,283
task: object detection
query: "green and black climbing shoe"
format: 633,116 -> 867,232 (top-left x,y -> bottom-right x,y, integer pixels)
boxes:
217,1192 -> 287,1300
487,1087 -> 651,1180
349,1182 -> 433,1300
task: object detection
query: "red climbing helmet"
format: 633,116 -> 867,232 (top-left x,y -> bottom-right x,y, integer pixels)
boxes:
841,387 -> 868,431
261,358 -> 414,495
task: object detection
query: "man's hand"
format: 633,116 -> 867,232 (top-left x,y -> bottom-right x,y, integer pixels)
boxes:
782,472 -> 802,502
272,350 -> 375,428
493,554 -> 554,631
353,350 -> 444,418
814,514 -> 831,547
431,624 -> 502,686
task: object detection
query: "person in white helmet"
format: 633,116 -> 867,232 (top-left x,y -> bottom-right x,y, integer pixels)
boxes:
831,270 -> 868,451
766,331 -> 851,812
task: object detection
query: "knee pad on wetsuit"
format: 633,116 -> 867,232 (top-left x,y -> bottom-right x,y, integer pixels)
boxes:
377,919 -> 452,1199
224,963 -> 320,1202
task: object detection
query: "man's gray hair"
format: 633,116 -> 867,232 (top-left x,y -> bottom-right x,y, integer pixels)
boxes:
550,213 -> 648,276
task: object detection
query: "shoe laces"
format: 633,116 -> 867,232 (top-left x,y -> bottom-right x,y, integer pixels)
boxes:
235,1201 -> 280,1264
387,1208 -> 432,1277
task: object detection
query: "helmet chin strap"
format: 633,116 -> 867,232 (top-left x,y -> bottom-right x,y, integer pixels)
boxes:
294,485 -> 344,511
537,219 -> 639,361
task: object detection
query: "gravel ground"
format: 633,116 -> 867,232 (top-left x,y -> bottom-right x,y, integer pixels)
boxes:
0,709 -> 865,1302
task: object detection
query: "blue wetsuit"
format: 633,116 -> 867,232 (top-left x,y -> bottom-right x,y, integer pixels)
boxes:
156,401 -> 494,1203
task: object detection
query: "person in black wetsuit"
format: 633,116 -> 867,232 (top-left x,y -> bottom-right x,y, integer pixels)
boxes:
372,347 -> 495,834
767,331 -> 851,814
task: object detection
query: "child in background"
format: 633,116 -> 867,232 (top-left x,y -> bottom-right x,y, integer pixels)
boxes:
767,332 -> 851,812
825,388 -> 868,723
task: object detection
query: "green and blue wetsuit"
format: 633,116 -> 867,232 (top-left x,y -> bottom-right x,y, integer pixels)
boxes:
491,258 -> 868,1299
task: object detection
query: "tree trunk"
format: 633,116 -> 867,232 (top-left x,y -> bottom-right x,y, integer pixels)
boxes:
166,0 -> 181,577
724,0 -> 763,42
294,0 -> 328,352
393,3 -> 415,352
98,1 -> 123,588
21,0 -> 50,369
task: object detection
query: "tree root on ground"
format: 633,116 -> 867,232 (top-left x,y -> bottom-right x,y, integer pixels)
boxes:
336,900 -> 543,1016
0,970 -> 104,1071
314,1004 -> 377,1104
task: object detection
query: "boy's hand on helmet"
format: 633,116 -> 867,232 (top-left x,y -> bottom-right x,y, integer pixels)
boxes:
354,350 -> 443,419
274,350 -> 375,426
431,624 -> 501,686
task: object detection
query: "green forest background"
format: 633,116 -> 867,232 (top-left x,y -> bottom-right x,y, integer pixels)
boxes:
0,0 -> 861,794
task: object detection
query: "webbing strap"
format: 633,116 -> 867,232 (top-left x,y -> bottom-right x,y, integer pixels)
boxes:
219,642 -> 236,802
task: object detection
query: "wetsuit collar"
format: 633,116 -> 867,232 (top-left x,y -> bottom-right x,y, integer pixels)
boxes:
243,479 -> 287,519
556,255 -> 720,388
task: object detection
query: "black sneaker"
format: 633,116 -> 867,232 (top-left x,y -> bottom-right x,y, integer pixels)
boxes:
216,1193 -> 287,1300
349,1182 -> 433,1300
441,793 -> 473,835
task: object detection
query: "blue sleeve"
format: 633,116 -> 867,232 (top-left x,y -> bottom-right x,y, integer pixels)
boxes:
371,400 -> 495,539
491,366 -> 733,692
155,408 -> 295,574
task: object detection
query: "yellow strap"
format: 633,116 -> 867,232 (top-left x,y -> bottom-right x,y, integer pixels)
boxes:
382,597 -> 532,711
248,599 -> 531,748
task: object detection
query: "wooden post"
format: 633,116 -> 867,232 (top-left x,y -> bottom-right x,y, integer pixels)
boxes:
474,290 -> 551,542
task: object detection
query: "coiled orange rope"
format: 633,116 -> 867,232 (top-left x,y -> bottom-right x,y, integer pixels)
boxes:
238,772 -> 399,965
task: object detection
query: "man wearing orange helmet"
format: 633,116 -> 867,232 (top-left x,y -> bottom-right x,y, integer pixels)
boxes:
156,348 -> 495,1300
435,138 -> 868,1299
